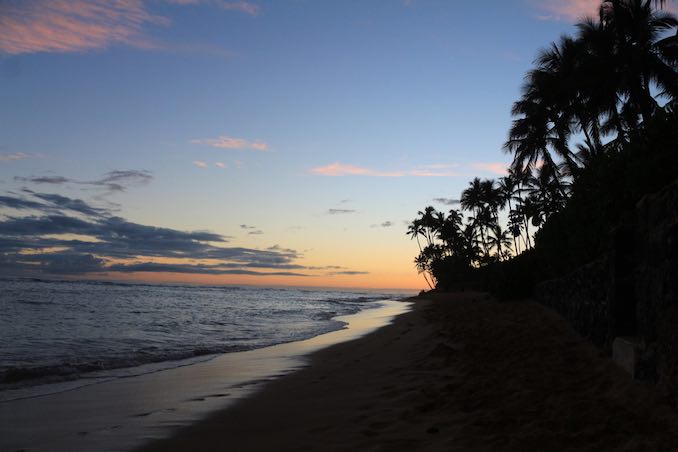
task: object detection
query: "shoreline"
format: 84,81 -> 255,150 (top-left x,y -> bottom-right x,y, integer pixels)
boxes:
0,299 -> 410,452
143,291 -> 678,451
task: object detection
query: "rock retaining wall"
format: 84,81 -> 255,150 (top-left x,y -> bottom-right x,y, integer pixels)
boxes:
535,180 -> 678,407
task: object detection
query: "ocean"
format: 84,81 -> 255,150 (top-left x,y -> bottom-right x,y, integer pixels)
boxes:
0,278 -> 408,402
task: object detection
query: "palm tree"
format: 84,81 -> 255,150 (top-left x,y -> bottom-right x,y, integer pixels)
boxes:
460,223 -> 482,267
480,178 -> 502,221
506,0 -> 677,182
507,210 -> 525,253
505,44 -> 587,187
416,206 -> 438,247
488,225 -> 513,261
461,178 -> 490,256
497,174 -> 521,252
414,252 -> 434,289
601,0 -> 678,124
576,17 -> 629,144
437,209 -> 463,254
406,218 -> 425,252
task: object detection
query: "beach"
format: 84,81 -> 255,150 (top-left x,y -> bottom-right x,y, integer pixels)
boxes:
143,291 -> 678,451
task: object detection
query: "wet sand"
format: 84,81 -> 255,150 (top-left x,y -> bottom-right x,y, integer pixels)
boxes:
143,292 -> 678,451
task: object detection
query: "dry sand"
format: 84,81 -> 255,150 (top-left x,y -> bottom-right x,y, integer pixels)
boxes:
142,292 -> 678,451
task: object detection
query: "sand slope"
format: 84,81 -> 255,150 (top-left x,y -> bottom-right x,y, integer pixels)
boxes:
142,292 -> 678,451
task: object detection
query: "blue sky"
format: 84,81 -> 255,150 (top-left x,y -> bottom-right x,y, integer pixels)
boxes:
0,0 -> 619,288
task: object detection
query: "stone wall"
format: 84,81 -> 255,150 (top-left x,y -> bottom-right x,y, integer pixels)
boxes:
535,180 -> 678,407
633,180 -> 678,405
534,259 -> 610,348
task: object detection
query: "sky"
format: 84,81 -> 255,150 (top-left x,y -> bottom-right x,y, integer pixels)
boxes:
1,0 -> 660,290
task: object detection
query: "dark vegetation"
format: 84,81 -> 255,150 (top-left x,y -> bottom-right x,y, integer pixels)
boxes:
407,0 -> 678,298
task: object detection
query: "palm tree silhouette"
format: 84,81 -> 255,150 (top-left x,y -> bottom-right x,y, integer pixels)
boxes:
488,225 -> 513,261
497,174 -> 521,253
601,0 -> 678,123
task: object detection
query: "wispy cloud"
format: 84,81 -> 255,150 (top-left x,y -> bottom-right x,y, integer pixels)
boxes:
191,135 -> 269,151
0,0 -> 168,55
327,209 -> 356,215
15,170 -> 153,193
0,152 -> 44,162
220,1 -> 260,15
193,160 -> 209,168
470,162 -> 508,176
215,162 -> 226,168
310,162 -> 460,177
371,221 -> 393,228
433,197 -> 460,206
532,0 -> 600,22
534,1 -> 678,21
167,0 -> 260,15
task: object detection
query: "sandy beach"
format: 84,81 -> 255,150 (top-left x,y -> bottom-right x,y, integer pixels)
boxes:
142,292 -> 678,451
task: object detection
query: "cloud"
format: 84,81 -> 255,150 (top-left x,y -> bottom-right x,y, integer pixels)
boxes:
371,221 -> 393,228
329,270 -> 369,276
0,0 -> 168,55
433,197 -> 460,206
532,0 -> 601,22
15,170 -> 153,193
0,188 -> 371,278
220,1 -> 260,15
193,160 -> 208,168
310,162 -> 461,177
310,163 -> 401,177
470,162 -> 509,176
215,162 -> 226,168
0,203 -> 314,276
327,209 -> 356,215
0,152 -> 44,162
167,0 -> 260,15
106,262 -> 305,277
0,192 -> 112,217
31,193 -> 111,216
0,195 -> 47,211
15,176 -> 70,185
191,135 -> 269,151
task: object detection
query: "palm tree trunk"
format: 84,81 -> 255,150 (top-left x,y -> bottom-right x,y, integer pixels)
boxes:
507,199 -> 519,255
523,215 -> 532,249
422,272 -> 433,290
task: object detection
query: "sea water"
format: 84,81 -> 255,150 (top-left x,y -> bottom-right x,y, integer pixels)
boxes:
0,278 -> 407,401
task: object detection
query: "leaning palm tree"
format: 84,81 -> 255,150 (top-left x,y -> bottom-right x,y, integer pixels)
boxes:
414,252 -> 434,290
